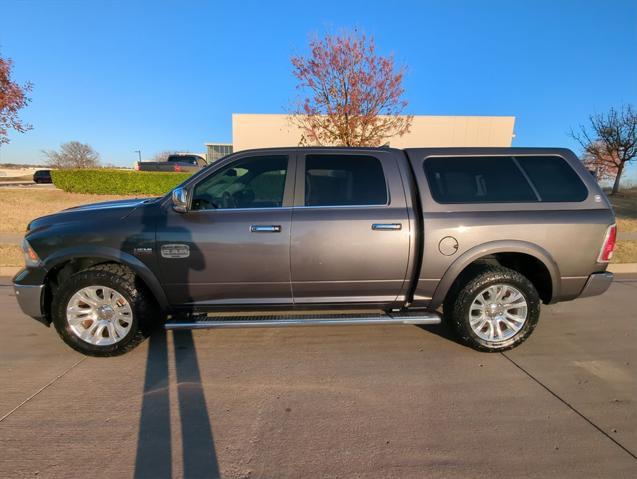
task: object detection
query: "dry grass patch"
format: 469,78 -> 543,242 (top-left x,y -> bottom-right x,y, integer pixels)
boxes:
612,241 -> 637,264
617,218 -> 637,233
0,245 -> 23,267
0,189 -> 137,233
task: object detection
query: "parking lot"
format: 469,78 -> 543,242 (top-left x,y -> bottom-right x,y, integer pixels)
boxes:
1,276 -> 636,478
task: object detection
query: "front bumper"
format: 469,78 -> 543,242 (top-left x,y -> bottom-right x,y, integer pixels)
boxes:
579,271 -> 614,298
13,283 -> 45,321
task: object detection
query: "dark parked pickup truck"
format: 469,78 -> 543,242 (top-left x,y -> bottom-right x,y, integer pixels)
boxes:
135,153 -> 207,172
13,147 -> 616,356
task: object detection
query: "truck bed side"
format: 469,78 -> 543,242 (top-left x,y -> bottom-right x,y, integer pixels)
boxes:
403,147 -> 615,308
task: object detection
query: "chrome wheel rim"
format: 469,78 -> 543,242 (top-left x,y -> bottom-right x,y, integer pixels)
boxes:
66,286 -> 133,346
469,284 -> 528,342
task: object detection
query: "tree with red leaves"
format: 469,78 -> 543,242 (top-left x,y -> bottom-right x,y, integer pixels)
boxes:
290,32 -> 411,147
581,141 -> 619,182
0,54 -> 33,145
571,105 -> 637,194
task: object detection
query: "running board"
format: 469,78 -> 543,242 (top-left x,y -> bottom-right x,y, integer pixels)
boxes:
164,311 -> 441,330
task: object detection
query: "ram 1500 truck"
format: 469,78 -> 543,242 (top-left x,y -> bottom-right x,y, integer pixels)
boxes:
135,153 -> 207,172
13,147 -> 616,356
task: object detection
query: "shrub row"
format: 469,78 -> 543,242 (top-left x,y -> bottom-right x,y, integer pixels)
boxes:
51,169 -> 192,195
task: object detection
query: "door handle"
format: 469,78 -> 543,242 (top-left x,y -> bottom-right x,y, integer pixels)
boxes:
372,223 -> 402,231
250,225 -> 282,233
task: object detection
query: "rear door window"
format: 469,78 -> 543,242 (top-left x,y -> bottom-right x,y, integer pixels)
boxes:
304,155 -> 388,206
423,156 -> 537,203
516,156 -> 588,202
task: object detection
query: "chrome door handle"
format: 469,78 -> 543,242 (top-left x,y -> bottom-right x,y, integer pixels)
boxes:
250,225 -> 281,233
372,223 -> 402,231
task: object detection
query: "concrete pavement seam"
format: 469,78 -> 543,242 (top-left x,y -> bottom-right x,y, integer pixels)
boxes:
0,357 -> 86,423
500,352 -> 637,461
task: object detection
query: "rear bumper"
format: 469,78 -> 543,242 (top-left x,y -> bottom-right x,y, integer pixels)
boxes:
579,272 -> 613,298
13,283 -> 45,321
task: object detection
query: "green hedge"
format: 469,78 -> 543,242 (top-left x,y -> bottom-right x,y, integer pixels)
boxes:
51,169 -> 192,195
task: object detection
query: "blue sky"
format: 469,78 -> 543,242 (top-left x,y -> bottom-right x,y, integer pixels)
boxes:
1,0 -> 636,178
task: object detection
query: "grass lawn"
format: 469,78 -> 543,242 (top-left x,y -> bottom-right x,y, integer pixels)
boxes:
0,189 -> 139,268
617,218 -> 637,232
0,245 -> 22,266
0,189 -> 135,233
613,241 -> 637,264
610,187 -> 637,232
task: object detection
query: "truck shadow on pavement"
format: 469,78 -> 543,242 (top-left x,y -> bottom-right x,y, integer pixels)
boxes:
134,329 -> 220,479
418,321 -> 464,345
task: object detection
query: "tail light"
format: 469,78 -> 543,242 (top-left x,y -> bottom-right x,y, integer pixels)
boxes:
597,224 -> 617,263
174,164 -> 181,172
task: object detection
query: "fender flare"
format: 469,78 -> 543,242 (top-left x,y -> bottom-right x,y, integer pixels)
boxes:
430,240 -> 560,309
43,245 -> 169,310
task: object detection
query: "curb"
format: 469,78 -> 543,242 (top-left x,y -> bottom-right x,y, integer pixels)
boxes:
607,263 -> 637,273
0,267 -> 20,277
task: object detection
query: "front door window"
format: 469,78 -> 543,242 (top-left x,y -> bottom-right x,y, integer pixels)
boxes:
191,155 -> 288,210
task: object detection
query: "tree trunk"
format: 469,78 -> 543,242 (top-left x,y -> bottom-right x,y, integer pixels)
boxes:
610,162 -> 625,195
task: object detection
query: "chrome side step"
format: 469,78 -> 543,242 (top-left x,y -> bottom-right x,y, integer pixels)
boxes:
164,311 -> 441,330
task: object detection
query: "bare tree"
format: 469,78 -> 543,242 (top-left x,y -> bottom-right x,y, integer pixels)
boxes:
289,32 -> 412,147
149,150 -> 177,162
570,105 -> 637,195
43,141 -> 100,169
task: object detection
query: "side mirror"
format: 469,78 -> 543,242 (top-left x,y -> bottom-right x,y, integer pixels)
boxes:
172,187 -> 189,213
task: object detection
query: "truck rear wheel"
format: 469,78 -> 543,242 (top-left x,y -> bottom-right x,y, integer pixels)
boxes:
52,264 -> 157,357
443,265 -> 540,352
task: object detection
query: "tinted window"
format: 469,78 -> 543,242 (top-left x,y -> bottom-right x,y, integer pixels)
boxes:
517,156 -> 588,202
305,155 -> 387,206
192,155 -> 287,210
424,156 -> 537,203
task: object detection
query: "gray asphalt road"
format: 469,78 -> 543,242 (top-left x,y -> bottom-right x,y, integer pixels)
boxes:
1,278 -> 636,479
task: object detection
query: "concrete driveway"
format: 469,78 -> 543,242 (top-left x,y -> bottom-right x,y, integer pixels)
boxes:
1,276 -> 636,478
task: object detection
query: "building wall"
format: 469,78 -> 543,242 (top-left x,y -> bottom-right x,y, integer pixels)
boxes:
232,113 -> 516,151
205,143 -> 233,163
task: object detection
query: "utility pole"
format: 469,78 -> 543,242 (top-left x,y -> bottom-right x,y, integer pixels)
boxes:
134,150 -> 141,162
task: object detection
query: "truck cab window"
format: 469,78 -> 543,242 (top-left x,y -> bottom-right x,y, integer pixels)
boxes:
423,156 -> 537,203
516,155 -> 588,202
191,155 -> 288,210
304,155 -> 388,207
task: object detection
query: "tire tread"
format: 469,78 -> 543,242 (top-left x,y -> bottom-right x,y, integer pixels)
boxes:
443,264 -> 540,352
51,263 -> 157,357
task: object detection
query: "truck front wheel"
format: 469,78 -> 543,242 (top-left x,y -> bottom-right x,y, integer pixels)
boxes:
443,265 -> 541,352
51,264 -> 157,356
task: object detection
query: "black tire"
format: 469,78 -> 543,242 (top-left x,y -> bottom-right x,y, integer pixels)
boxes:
52,264 -> 158,357
443,264 -> 541,352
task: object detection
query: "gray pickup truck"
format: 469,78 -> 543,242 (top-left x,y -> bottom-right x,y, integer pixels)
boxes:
135,153 -> 207,172
13,147 -> 616,356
